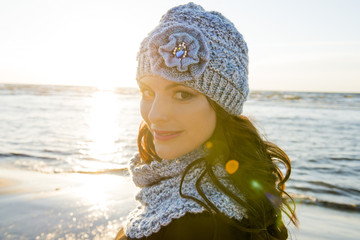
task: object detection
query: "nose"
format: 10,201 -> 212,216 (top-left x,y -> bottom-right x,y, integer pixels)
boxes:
147,95 -> 170,123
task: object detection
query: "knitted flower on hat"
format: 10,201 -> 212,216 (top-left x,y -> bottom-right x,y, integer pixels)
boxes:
149,24 -> 210,81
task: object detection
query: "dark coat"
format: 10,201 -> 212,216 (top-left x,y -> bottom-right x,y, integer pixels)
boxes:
115,212 -> 251,240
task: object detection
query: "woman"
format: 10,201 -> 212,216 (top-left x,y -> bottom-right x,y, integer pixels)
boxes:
116,2 -> 297,240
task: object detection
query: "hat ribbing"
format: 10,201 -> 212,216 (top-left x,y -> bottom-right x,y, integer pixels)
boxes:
137,2 -> 249,116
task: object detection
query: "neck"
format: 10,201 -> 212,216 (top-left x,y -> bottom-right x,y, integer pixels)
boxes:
164,143 -> 209,162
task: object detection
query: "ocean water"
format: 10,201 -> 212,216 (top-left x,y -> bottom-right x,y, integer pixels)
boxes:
1,83 -> 359,213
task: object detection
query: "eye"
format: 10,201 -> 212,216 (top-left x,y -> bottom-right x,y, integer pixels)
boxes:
139,88 -> 153,98
174,91 -> 194,101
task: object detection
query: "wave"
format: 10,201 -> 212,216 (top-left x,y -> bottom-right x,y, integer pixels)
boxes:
289,178 -> 360,201
249,91 -> 360,109
291,186 -> 344,196
7,162 -> 129,175
308,181 -> 360,195
296,165 -> 352,175
60,168 -> 129,175
308,157 -> 360,162
43,149 -> 73,156
292,194 -> 360,212
0,152 -> 57,161
329,157 -> 360,162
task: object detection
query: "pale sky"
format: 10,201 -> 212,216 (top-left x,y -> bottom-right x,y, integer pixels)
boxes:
0,0 -> 359,92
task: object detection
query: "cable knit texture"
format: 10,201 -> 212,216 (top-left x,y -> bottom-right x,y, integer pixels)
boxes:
123,145 -> 247,239
136,2 -> 249,116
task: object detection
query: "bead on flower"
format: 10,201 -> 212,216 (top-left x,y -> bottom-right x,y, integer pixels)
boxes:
173,42 -> 188,59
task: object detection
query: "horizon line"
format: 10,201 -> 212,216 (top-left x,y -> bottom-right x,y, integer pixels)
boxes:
1,82 -> 359,95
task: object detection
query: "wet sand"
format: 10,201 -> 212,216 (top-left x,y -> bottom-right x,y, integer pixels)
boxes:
0,167 -> 359,240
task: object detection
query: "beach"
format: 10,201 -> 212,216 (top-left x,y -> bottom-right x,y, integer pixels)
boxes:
1,167 -> 359,240
0,167 -> 137,240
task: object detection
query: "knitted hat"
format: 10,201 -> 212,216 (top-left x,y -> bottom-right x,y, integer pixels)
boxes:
136,2 -> 249,116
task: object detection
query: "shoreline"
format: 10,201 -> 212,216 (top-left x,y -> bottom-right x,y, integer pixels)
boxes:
1,167 -> 359,240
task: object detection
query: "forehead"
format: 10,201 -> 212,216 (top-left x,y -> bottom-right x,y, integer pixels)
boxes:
138,76 -> 186,90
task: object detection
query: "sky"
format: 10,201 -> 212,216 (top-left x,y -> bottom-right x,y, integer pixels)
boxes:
0,0 -> 359,92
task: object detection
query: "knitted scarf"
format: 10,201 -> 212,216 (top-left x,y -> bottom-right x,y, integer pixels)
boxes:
123,145 -> 247,239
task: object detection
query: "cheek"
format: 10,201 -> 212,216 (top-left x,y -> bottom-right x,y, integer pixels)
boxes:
140,100 -> 150,123
199,109 -> 216,136
183,99 -> 216,139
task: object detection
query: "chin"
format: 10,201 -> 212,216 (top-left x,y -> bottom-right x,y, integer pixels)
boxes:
156,144 -> 201,160
155,145 -> 185,160
156,150 -> 178,160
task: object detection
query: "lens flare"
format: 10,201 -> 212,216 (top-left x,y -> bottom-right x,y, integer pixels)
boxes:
265,192 -> 282,208
205,141 -> 213,149
251,180 -> 263,191
225,159 -> 239,174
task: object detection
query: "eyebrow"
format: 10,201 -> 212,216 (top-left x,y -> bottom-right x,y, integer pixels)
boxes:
139,81 -> 184,90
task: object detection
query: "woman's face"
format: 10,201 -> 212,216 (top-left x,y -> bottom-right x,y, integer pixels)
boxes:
139,75 -> 216,160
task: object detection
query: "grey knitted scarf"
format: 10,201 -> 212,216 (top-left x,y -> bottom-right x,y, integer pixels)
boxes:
123,145 -> 247,239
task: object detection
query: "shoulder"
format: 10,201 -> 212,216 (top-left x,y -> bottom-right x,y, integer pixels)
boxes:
162,212 -> 250,240
117,212 -> 250,240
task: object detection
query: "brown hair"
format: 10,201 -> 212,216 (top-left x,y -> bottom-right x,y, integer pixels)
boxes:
137,96 -> 298,239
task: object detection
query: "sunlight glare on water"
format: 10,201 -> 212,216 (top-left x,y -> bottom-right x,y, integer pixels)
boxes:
75,89 -> 125,172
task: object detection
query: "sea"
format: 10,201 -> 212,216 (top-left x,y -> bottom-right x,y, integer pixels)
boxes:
1,83 -> 359,213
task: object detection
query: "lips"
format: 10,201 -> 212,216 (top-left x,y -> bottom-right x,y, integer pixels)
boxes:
154,130 -> 182,136
152,129 -> 183,141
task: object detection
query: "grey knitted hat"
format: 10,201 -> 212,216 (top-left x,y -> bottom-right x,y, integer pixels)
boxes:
136,2 -> 249,116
